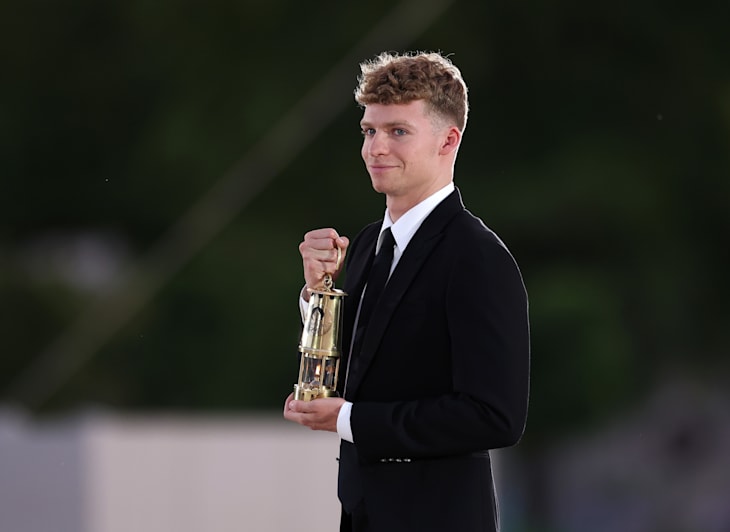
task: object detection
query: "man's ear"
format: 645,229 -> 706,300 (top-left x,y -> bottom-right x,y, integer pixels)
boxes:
439,126 -> 462,155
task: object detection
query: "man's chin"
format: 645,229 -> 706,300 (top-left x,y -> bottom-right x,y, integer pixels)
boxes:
369,175 -> 396,193
369,178 -> 385,194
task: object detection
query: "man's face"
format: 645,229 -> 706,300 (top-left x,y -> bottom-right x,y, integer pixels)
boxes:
360,100 -> 452,206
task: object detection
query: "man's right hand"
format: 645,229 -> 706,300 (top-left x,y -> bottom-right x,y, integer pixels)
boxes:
299,228 -> 349,297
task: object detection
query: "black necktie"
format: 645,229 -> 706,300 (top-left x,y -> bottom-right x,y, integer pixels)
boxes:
354,227 -> 395,348
339,229 -> 395,511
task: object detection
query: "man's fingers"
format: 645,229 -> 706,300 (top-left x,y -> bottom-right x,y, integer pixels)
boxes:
284,397 -> 342,433
299,229 -> 349,291
335,236 -> 350,252
289,399 -> 314,414
285,401 -> 316,428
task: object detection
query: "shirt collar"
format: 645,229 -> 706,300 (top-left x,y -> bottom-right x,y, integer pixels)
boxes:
377,182 -> 455,253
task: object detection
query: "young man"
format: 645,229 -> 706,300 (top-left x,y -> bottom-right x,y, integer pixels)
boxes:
284,51 -> 530,532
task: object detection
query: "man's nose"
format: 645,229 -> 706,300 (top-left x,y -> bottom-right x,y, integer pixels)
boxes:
368,132 -> 389,156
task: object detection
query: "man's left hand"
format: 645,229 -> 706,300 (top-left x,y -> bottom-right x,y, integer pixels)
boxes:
283,393 -> 345,433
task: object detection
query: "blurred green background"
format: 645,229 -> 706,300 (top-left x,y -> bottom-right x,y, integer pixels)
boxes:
1,0 -> 728,529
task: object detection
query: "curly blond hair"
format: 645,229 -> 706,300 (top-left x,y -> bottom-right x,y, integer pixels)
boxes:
354,51 -> 469,131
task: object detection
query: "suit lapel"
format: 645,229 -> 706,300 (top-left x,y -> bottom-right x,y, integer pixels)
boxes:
340,222 -> 379,393
346,189 -> 465,397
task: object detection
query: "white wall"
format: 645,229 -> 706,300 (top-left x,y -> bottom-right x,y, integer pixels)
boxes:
0,409 -> 340,532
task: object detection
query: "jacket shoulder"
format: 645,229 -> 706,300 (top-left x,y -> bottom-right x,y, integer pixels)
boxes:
346,221 -> 380,262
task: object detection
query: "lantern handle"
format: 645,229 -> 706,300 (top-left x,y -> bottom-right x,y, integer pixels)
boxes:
323,245 -> 343,291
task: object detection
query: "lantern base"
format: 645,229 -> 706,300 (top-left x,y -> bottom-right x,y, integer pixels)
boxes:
293,384 -> 339,401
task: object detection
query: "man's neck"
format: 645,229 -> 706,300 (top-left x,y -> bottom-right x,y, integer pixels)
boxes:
386,179 -> 453,222
385,182 -> 454,224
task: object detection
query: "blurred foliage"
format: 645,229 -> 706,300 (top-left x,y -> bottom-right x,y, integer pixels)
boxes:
1,0 -> 728,455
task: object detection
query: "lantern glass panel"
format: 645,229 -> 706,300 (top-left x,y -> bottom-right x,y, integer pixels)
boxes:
299,355 -> 323,388
321,357 -> 338,390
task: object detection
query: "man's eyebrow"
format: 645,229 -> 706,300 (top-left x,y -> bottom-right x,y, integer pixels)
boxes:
359,120 -> 415,128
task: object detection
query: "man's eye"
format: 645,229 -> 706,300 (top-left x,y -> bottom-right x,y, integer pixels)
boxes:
361,128 -> 375,136
394,128 -> 407,136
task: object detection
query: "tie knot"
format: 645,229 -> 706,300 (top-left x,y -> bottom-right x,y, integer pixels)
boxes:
378,227 -> 395,254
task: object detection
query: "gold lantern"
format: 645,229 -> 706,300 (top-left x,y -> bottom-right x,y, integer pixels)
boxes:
295,266 -> 346,401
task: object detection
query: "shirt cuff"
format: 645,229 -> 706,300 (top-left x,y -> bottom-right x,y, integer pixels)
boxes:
299,285 -> 309,321
337,401 -> 354,443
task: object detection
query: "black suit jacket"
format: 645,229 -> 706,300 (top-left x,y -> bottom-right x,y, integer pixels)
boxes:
337,188 -> 530,532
